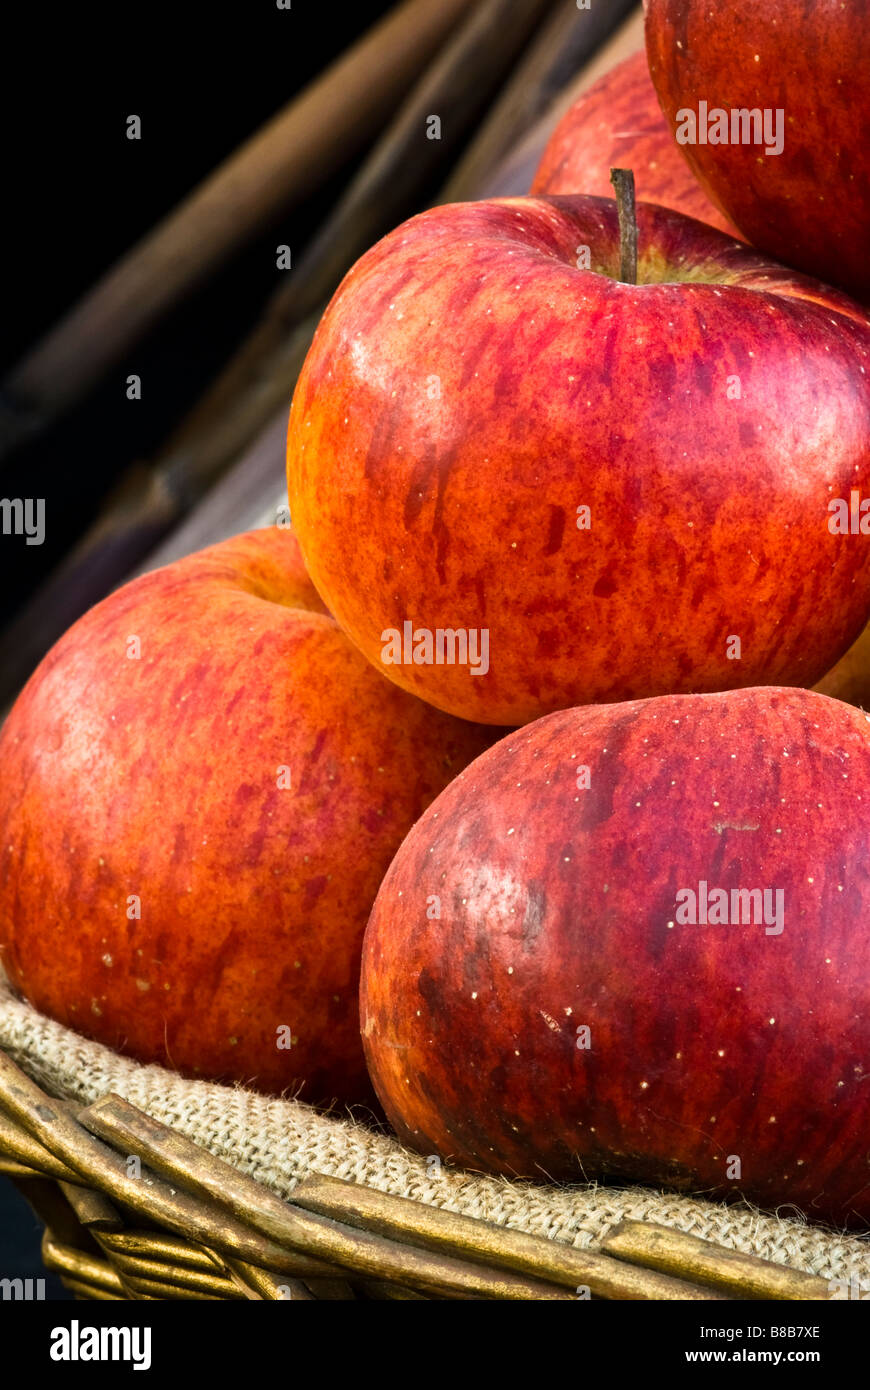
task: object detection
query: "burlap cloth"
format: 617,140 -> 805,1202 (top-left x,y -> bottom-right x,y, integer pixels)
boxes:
1,970 -> 867,1285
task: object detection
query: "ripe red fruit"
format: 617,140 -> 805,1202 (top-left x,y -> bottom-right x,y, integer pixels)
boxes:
0,528 -> 496,1104
287,193 -> 870,726
362,687 -> 870,1226
532,50 -> 739,238
645,0 -> 870,299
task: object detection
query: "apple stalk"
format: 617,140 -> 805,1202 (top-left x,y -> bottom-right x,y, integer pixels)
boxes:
610,167 -> 638,285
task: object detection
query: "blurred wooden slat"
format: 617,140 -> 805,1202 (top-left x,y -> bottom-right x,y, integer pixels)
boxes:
0,7 -> 644,719
164,0 -> 555,460
136,9 -> 652,584
0,0 -> 561,708
0,0 -> 474,461
471,5 -> 645,198
129,11 -> 651,586
439,0 -> 637,204
134,409 -> 289,576
0,321 -> 315,723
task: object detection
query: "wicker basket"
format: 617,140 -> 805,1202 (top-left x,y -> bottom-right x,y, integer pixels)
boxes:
0,1047 -> 850,1302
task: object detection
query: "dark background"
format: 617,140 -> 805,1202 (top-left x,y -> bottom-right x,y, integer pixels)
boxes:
0,0 -> 394,628
0,0 -> 395,1290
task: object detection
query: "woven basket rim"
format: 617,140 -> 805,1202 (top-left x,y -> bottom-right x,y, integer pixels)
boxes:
2,965 -> 868,1294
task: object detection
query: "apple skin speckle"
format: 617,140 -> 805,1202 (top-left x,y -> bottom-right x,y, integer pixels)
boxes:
0,529 -> 497,1105
362,687 -> 870,1228
287,193 -> 870,726
646,0 -> 870,298
532,51 -> 739,239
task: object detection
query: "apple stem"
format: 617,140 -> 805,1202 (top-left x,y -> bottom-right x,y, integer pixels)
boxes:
610,168 -> 638,286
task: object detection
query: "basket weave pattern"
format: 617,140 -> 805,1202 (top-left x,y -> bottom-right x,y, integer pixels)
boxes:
1,973 -> 867,1300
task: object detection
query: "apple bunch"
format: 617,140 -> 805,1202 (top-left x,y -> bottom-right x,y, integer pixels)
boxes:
2,4 -> 870,1231
283,7 -> 870,1224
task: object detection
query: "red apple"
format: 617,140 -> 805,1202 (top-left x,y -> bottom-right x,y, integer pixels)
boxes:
0,528 -> 496,1105
645,0 -> 870,299
286,193 -> 870,726
531,50 -> 739,238
361,686 -> 870,1227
